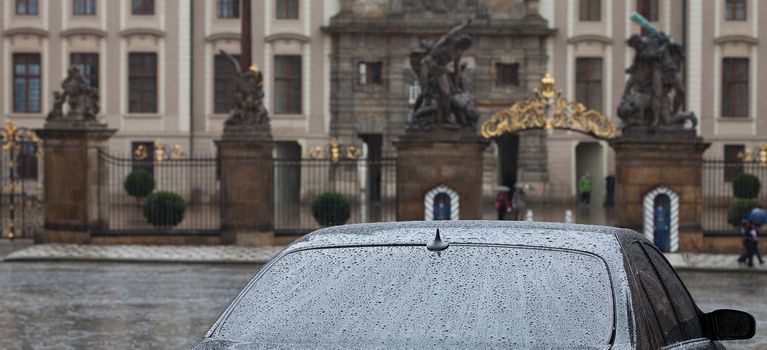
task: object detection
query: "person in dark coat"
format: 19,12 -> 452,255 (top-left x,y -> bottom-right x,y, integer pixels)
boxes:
494,191 -> 510,220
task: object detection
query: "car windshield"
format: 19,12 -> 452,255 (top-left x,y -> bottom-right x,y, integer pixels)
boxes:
217,245 -> 615,349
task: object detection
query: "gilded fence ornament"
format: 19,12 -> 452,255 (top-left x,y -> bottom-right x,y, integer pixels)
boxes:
482,74 -> 616,140
134,145 -> 149,161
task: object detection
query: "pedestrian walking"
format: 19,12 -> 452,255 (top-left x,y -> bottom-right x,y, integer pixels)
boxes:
737,220 -> 763,267
578,172 -> 593,206
494,190 -> 510,220
511,186 -> 527,221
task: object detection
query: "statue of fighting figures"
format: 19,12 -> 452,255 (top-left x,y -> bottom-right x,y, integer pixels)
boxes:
219,50 -> 270,130
48,66 -> 100,121
407,20 -> 480,131
617,13 -> 697,130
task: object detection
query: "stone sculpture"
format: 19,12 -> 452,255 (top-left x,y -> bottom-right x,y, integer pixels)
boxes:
48,66 -> 99,121
407,20 -> 480,131
617,13 -> 697,130
220,50 -> 270,134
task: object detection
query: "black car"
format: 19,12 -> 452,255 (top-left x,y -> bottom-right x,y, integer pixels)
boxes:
192,221 -> 755,349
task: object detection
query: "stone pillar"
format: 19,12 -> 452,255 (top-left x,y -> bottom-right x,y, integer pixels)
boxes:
35,121 -> 116,243
395,132 -> 489,221
610,130 -> 710,252
216,135 -> 274,245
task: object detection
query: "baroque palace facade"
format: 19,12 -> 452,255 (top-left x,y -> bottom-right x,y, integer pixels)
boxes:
1,0 -> 765,203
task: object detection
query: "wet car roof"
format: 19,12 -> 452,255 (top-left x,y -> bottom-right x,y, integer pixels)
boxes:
284,221 -> 634,257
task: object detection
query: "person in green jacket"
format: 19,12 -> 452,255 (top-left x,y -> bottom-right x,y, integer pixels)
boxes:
578,172 -> 593,206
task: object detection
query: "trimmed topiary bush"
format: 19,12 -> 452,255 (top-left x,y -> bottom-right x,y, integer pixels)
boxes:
311,191 -> 351,227
124,170 -> 155,198
727,198 -> 763,227
143,191 -> 187,227
732,173 -> 761,199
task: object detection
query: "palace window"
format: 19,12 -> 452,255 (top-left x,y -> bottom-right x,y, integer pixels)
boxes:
274,55 -> 302,114
214,54 -> 240,114
132,0 -> 155,15
636,0 -> 659,21
495,62 -> 520,87
725,0 -> 747,21
16,0 -> 38,15
13,53 -> 42,114
724,145 -> 745,181
575,58 -> 603,113
218,0 -> 239,19
128,53 -> 158,113
358,62 -> 383,85
70,53 -> 100,91
721,58 -> 749,118
276,0 -> 299,19
73,0 -> 96,15
579,0 -> 601,22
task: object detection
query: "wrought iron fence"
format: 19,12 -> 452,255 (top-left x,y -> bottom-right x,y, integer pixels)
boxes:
0,121 -> 43,239
702,160 -> 767,235
274,158 -> 397,235
97,150 -> 220,235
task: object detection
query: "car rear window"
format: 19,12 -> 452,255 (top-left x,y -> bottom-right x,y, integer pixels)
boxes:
217,245 -> 615,349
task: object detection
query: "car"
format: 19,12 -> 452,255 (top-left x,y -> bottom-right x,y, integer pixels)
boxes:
191,221 -> 755,349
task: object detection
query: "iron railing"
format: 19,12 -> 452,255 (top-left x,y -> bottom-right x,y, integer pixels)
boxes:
97,150 -> 220,235
274,158 -> 397,235
702,160 -> 767,235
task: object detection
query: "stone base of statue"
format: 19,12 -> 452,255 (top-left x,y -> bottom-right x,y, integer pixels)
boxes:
216,130 -> 274,246
35,119 -> 116,244
610,129 -> 710,252
394,130 -> 489,221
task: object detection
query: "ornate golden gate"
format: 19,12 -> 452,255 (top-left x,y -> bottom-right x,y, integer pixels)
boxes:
481,74 -> 616,140
0,120 -> 43,239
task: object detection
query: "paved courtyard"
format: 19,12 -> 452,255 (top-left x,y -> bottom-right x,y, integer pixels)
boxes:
0,261 -> 764,349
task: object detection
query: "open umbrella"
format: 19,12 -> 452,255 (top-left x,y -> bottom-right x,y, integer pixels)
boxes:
747,208 -> 767,225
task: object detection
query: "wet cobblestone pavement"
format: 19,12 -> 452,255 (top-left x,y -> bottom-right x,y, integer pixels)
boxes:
0,262 -> 764,349
0,262 -> 258,350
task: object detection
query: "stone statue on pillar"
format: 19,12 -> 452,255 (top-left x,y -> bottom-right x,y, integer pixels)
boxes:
48,66 -> 100,122
617,13 -> 697,132
220,50 -> 272,139
407,20 -> 479,131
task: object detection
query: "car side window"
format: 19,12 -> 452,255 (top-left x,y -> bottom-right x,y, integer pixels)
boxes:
642,243 -> 704,341
626,242 -> 703,346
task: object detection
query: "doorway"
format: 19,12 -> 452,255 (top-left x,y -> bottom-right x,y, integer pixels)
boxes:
575,142 -> 605,206
496,133 -> 520,188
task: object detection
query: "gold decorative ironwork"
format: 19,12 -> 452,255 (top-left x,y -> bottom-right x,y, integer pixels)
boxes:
308,146 -> 325,159
345,145 -> 362,161
134,145 -> 149,161
309,138 -> 364,163
481,74 -> 616,140
135,140 -> 186,164
739,144 -> 767,166
155,140 -> 166,165
329,138 -> 342,163
0,119 -> 42,239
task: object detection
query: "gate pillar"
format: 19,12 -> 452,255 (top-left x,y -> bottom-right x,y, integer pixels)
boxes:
395,133 -> 489,221
610,130 -> 709,252
35,121 -> 116,243
216,137 -> 274,246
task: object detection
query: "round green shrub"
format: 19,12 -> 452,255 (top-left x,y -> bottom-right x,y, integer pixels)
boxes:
124,170 -> 155,198
311,191 -> 351,227
727,198 -> 763,227
143,191 -> 187,227
733,173 -> 761,199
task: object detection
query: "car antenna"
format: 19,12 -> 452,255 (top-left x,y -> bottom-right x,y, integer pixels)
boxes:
427,229 -> 449,252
